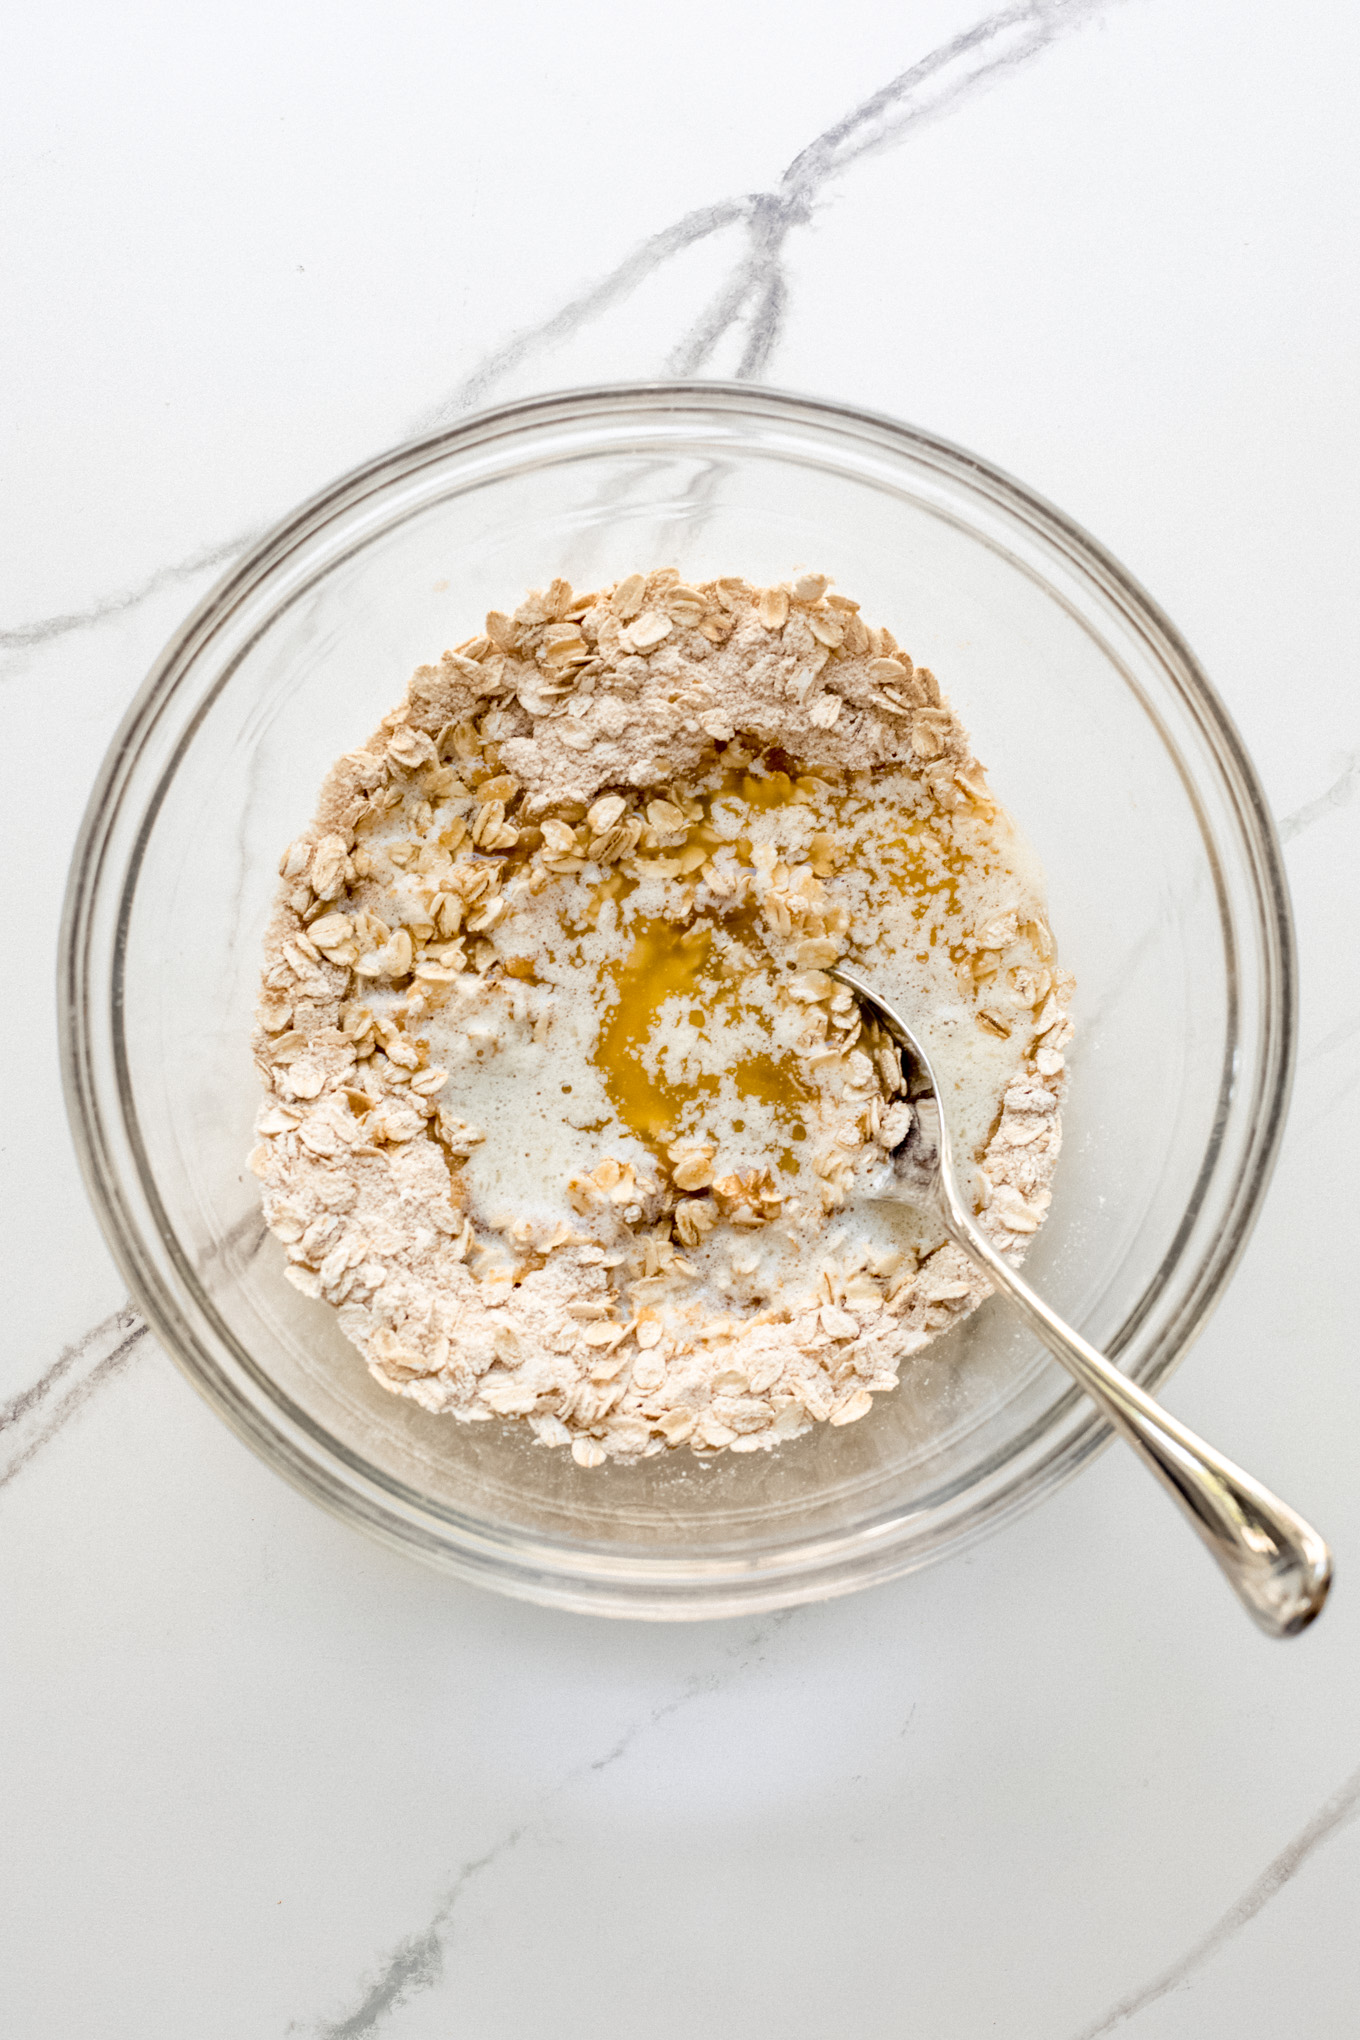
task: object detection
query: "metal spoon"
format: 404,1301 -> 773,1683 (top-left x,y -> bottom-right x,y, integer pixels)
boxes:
830,964 -> 1332,1638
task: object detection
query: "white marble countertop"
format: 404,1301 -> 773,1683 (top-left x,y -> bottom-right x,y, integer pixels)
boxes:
5,3 -> 1360,2032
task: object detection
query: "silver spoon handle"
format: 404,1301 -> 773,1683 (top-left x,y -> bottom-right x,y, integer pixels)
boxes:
941,1201 -> 1331,1638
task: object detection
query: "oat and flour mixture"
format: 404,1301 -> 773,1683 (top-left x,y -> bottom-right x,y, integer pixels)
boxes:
250,571 -> 1074,1464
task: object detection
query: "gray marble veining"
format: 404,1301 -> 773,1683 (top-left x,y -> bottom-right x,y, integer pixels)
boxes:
307,1614 -> 797,2039
5,1 -> 1360,2033
1070,1761 -> 1360,2037
0,0 -> 1123,662
0,1307 -> 149,1493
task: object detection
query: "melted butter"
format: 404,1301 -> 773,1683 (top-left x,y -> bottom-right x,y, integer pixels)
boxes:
836,798 -> 978,964
730,767 -> 805,810
595,918 -> 720,1148
712,766 -> 967,929
589,763 -> 981,1165
594,914 -> 810,1163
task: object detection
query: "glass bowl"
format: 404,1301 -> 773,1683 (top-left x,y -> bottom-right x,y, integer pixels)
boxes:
60,383 -> 1294,1617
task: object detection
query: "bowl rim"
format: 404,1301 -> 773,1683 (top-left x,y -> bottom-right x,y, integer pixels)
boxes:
59,379 -> 1297,1616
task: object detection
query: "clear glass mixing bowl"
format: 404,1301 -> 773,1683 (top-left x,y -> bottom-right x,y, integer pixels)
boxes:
60,383 -> 1295,1616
